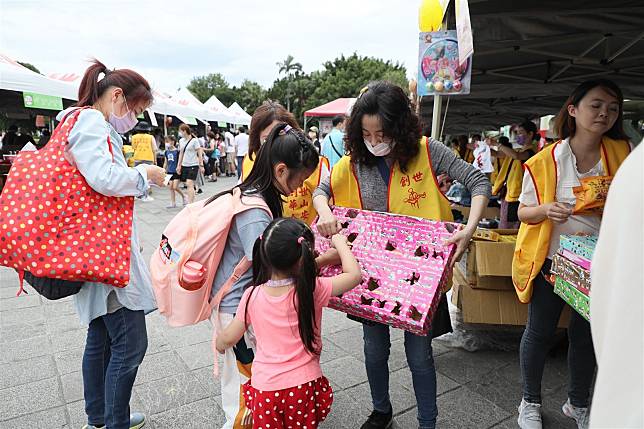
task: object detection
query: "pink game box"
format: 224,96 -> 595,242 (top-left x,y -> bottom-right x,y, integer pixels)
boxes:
313,207 -> 459,336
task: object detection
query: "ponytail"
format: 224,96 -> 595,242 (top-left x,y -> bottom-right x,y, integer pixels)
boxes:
76,59 -> 153,108
246,218 -> 320,355
293,227 -> 319,355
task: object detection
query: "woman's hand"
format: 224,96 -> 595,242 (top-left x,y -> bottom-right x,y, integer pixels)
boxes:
444,227 -> 474,268
176,165 -> 182,175
543,202 -> 573,224
144,164 -> 167,187
317,212 -> 342,237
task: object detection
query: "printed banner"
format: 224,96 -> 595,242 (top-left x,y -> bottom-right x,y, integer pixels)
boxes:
22,92 -> 63,110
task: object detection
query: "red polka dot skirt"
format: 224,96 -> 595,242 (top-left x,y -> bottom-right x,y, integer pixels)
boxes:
243,376 -> 333,429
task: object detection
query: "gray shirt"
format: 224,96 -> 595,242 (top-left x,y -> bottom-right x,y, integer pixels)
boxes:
211,207 -> 272,313
180,137 -> 201,167
314,138 -> 491,211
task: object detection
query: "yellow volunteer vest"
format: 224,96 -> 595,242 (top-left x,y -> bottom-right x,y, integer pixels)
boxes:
242,153 -> 329,225
241,154 -> 255,181
490,157 -> 500,185
331,137 -> 453,221
492,156 -> 524,202
512,137 -> 630,303
131,133 -> 155,162
283,157 -> 329,224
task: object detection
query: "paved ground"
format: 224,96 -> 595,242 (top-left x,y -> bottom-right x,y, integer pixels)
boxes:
0,177 -> 578,429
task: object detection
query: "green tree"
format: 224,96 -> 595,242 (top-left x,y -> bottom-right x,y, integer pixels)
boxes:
235,79 -> 267,114
305,53 -> 409,113
276,55 -> 303,111
187,73 -> 236,106
17,61 -> 40,74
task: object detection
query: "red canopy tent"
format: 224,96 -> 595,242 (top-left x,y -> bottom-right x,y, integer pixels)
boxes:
304,98 -> 356,118
303,97 -> 356,135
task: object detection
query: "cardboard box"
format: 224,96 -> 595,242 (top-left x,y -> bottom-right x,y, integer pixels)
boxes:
456,229 -> 518,290
559,234 -> 597,262
452,268 -> 570,327
554,277 -> 590,321
314,207 -> 457,336
452,205 -> 500,220
473,228 -> 500,242
551,254 -> 591,295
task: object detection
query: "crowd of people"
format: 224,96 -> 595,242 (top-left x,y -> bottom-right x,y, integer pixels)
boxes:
0,58 -> 641,429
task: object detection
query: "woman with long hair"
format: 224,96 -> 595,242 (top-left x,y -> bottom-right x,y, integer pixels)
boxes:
513,79 -> 631,429
313,81 -> 491,429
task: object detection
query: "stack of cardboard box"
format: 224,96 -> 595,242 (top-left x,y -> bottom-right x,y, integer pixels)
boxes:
452,229 -> 569,326
551,235 -> 596,321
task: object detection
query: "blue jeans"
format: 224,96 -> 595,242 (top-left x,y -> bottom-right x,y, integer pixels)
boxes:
520,265 -> 596,407
82,308 -> 148,429
236,156 -> 244,179
363,323 -> 438,429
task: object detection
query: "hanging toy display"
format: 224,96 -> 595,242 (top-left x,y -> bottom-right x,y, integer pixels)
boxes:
418,30 -> 472,96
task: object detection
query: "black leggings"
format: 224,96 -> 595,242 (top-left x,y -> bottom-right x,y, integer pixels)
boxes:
519,261 -> 596,407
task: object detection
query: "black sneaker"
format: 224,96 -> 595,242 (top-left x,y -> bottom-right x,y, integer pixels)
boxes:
361,409 -> 393,429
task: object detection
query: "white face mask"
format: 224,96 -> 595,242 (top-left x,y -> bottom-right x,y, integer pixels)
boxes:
364,139 -> 393,157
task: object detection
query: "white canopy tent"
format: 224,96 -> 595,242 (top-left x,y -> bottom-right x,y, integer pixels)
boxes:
3,53 -> 248,128
204,96 -> 236,124
227,102 -> 252,126
0,54 -> 77,100
170,87 -> 220,122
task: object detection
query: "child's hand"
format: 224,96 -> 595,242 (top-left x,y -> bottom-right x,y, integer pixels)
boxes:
215,338 -> 227,354
331,233 -> 349,249
320,248 -> 341,266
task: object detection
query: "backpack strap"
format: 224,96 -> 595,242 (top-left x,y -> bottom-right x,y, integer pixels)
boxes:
209,188 -> 271,376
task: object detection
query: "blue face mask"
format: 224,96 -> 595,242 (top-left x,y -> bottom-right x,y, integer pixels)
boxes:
515,135 -> 526,145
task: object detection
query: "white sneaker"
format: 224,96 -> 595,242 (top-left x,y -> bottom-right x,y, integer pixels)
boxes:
562,399 -> 589,429
141,195 -> 154,202
518,398 -> 542,429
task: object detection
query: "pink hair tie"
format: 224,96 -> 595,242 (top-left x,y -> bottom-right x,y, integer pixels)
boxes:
297,237 -> 305,244
259,234 -> 263,240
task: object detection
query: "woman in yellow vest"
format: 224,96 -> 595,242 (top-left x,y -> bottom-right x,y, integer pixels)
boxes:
243,100 -> 330,225
130,121 -> 157,201
490,125 -> 539,229
513,79 -> 631,429
313,81 -> 491,429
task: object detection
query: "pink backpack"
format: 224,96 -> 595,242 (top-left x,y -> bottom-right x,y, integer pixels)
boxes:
150,188 -> 271,327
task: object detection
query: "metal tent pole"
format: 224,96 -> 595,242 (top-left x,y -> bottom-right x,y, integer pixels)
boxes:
431,95 -> 442,140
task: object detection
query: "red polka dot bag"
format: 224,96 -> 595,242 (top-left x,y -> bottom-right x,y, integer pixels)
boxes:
0,107 -> 134,296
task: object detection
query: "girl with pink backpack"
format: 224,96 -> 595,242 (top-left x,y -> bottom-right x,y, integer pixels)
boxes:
216,217 -> 362,429
207,124 -> 341,428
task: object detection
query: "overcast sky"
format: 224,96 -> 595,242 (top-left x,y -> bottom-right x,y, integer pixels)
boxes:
1,0 -> 420,94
